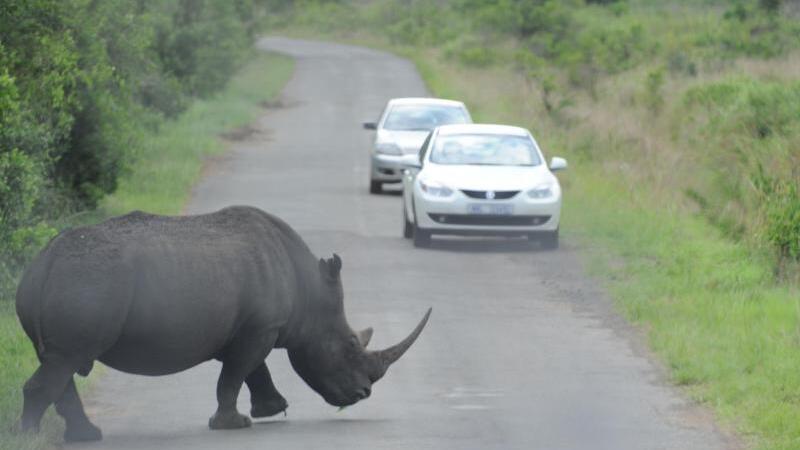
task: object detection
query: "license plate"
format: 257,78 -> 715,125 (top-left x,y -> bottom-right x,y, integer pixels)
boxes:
467,203 -> 514,215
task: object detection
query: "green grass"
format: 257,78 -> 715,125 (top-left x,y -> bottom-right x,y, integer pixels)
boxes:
565,168 -> 800,450
0,51 -> 294,450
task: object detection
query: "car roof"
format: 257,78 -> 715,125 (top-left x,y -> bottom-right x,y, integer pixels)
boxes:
387,97 -> 466,107
435,123 -> 530,137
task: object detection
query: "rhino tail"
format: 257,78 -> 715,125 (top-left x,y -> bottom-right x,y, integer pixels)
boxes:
32,258 -> 52,356
21,234 -> 60,357
34,316 -> 45,355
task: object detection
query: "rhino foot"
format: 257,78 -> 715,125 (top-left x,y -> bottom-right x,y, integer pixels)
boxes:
209,410 -> 252,430
64,422 -> 102,442
251,395 -> 288,418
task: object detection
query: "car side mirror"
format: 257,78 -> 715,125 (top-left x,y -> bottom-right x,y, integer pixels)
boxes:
549,157 -> 568,171
400,153 -> 422,169
363,122 -> 377,130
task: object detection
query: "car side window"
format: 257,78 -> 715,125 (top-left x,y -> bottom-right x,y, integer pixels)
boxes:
377,105 -> 391,129
418,132 -> 433,165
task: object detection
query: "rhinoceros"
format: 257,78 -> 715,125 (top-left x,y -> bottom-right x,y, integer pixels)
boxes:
15,206 -> 431,442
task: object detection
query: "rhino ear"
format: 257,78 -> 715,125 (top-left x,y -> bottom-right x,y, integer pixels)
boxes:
358,327 -> 374,348
330,253 -> 342,276
318,254 -> 343,281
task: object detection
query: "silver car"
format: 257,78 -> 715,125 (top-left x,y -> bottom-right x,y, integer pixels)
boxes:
363,98 -> 472,194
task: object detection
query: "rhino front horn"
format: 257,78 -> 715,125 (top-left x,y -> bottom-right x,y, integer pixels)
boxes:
375,308 -> 432,372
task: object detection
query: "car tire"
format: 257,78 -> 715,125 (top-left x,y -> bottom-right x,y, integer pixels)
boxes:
534,229 -> 559,250
369,180 -> 382,194
403,205 -> 413,239
413,222 -> 431,248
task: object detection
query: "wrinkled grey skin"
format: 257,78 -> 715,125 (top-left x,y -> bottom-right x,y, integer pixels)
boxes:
15,206 -> 431,442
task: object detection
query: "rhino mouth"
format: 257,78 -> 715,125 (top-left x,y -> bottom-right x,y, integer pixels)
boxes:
323,386 -> 371,407
324,394 -> 359,407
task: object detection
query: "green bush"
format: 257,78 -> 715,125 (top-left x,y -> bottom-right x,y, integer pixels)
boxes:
0,0 -> 269,301
156,1 -> 254,97
458,0 -> 575,40
682,78 -> 800,262
642,67 -> 665,114
444,38 -> 499,68
719,2 -> 800,58
0,150 -> 57,296
756,175 -> 800,261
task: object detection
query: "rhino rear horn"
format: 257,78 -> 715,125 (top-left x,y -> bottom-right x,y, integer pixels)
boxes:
374,308 -> 432,374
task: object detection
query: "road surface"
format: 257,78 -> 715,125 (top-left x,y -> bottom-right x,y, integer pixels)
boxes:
72,37 -> 736,450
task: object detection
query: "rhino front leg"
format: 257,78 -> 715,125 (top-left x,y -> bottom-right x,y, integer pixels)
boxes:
56,378 -> 102,442
246,362 -> 288,418
209,331 -> 277,430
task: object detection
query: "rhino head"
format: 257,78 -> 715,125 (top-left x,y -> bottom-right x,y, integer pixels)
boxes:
287,254 -> 431,407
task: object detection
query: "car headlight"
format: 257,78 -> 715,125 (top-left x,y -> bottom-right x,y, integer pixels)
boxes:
375,142 -> 402,155
527,183 -> 554,199
419,179 -> 453,197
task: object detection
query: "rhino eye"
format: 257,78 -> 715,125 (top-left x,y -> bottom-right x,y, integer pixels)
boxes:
349,335 -> 360,347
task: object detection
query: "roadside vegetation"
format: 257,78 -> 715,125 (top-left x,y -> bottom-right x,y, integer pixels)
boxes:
0,0 -> 272,299
263,0 -> 800,448
0,53 -> 292,450
0,1 -> 293,449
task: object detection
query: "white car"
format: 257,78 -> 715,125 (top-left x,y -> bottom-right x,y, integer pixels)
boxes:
363,98 -> 472,194
401,124 -> 567,248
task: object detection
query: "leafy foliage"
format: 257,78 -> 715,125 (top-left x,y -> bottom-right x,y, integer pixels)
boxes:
681,79 -> 800,266
0,0 -> 269,300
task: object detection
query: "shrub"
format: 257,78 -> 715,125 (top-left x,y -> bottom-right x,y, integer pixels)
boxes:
682,78 -> 800,262
0,0 -> 266,300
753,168 -> 800,261
444,38 -> 499,68
642,68 -> 665,114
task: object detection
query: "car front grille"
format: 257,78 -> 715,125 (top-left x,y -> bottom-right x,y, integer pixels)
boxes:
460,190 -> 520,200
428,214 -> 550,226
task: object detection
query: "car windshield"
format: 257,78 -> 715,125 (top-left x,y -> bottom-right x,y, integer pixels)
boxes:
383,104 -> 469,131
429,133 -> 542,166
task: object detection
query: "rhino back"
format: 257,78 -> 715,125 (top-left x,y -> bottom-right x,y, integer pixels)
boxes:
34,206 -> 313,375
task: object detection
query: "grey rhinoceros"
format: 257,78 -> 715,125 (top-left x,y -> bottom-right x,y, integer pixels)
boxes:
15,206 -> 431,442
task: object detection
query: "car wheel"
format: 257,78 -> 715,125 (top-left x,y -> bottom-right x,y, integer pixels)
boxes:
369,180 -> 382,194
413,222 -> 431,248
535,229 -> 559,250
403,205 -> 413,239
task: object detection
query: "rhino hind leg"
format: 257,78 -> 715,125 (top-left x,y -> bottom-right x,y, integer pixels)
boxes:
20,360 -> 76,434
246,362 -> 288,418
209,330 -> 278,430
57,378 -> 102,442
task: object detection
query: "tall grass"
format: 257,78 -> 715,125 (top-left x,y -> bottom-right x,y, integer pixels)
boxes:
0,51 -> 294,450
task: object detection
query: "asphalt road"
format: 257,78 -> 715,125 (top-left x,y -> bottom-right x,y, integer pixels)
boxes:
72,37 -> 735,450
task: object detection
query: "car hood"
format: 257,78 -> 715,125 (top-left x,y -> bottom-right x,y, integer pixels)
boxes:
421,164 -> 556,191
378,130 -> 430,154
